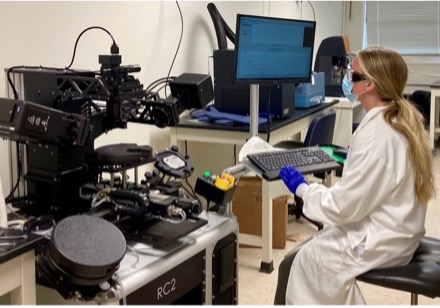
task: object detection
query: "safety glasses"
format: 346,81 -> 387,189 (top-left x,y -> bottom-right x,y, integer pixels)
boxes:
347,63 -> 368,83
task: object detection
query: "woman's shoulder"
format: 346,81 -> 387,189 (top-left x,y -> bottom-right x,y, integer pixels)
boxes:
352,110 -> 407,156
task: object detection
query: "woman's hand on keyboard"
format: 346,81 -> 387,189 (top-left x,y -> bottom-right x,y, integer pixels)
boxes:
280,165 -> 308,197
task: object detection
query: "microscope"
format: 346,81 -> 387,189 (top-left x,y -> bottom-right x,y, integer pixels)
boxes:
314,36 -> 351,97
2,54 -> 213,220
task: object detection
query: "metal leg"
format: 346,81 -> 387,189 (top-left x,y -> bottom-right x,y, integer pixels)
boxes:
259,261 -> 274,274
110,173 -> 114,187
134,167 -> 138,188
122,171 -> 127,189
410,293 -> 418,305
260,180 -> 273,273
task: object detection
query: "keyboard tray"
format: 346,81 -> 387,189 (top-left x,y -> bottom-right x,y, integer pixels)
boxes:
247,146 -> 342,181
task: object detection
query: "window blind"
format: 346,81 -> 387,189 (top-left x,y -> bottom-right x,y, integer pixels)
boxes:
366,1 -> 440,54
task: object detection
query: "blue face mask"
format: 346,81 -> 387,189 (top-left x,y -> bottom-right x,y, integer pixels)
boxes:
342,73 -> 357,103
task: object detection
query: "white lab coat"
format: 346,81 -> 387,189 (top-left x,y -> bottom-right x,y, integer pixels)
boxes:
285,106 -> 427,305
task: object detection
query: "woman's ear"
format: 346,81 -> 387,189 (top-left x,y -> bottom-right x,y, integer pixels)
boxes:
367,80 -> 376,91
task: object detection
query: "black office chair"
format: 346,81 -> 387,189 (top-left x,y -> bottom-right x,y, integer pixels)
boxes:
274,236 -> 440,305
274,109 -> 337,230
410,90 -> 431,128
357,236 -> 440,305
274,109 -> 337,150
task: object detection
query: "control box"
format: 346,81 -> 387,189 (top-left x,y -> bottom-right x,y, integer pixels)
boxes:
295,72 -> 325,108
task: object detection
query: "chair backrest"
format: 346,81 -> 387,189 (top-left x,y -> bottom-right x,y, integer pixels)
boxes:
303,109 -> 336,146
410,90 -> 431,124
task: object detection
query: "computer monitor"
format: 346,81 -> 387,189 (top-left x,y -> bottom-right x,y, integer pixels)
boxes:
234,14 -> 316,85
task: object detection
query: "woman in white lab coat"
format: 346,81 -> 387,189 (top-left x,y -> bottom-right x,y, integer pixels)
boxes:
280,46 -> 436,305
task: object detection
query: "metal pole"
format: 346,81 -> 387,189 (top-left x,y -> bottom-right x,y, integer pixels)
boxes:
249,84 -> 260,138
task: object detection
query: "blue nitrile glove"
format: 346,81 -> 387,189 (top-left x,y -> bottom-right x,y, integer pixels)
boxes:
279,165 -> 308,196
191,106 -> 268,125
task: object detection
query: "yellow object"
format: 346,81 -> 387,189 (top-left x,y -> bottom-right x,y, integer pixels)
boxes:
214,173 -> 235,190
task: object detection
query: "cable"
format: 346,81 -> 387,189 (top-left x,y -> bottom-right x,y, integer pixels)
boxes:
182,140 -> 202,205
182,183 -> 194,197
154,84 -> 171,95
265,85 -> 272,142
65,26 -> 118,70
184,177 -> 202,203
146,77 -> 175,94
165,1 -> 184,97
7,66 -> 21,99
153,210 -> 186,224
6,204 -> 27,220
5,142 -> 22,204
117,245 -> 140,276
307,1 -> 316,21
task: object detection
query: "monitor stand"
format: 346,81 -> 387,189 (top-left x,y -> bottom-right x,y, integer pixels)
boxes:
250,84 -> 260,137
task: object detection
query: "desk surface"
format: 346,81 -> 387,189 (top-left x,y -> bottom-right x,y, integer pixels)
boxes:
0,228 -> 44,264
176,101 -> 339,133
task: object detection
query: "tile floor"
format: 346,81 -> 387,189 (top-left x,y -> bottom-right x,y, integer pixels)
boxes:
237,153 -> 440,305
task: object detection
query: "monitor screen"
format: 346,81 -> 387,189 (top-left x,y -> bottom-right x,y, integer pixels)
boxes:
234,14 -> 316,85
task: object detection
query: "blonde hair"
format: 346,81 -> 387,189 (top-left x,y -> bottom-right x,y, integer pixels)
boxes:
357,46 -> 435,204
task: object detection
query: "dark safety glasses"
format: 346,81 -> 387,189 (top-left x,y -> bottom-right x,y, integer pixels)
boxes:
347,63 -> 368,83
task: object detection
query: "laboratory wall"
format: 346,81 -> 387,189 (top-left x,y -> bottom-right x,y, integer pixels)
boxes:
0,1 -> 344,194
343,1 -> 440,94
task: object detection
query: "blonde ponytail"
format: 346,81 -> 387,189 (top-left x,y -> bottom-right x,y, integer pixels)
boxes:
358,47 -> 436,204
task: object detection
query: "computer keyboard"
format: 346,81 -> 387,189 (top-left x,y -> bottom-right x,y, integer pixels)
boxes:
247,146 -> 341,181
